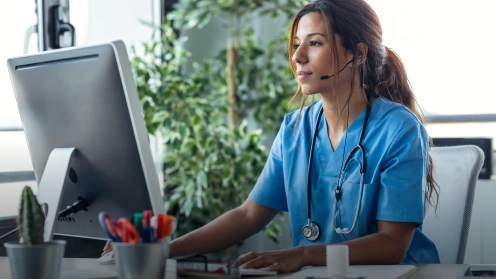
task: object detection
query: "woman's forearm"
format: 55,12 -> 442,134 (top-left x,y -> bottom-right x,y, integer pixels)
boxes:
169,200 -> 277,257
169,207 -> 254,257
303,232 -> 410,266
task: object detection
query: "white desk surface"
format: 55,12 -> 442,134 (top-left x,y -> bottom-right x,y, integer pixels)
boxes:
0,257 -> 469,279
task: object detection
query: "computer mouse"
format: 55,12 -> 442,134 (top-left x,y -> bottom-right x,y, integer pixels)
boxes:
97,250 -> 115,265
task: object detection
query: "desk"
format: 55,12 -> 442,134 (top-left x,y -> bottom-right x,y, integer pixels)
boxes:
0,257 -> 469,279
465,179 -> 496,264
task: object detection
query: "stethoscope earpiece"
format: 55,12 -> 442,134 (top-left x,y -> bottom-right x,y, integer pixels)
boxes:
335,228 -> 350,234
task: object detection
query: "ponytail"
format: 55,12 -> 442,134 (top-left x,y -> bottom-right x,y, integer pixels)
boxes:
375,47 -> 414,109
373,46 -> 439,209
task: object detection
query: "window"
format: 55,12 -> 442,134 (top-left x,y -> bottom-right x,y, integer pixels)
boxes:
367,0 -> 496,115
366,0 -> 496,143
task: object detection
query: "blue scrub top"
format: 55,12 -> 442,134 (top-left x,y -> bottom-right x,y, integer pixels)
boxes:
249,97 -> 440,264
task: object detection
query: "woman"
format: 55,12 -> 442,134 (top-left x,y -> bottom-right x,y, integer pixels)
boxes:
105,0 -> 440,272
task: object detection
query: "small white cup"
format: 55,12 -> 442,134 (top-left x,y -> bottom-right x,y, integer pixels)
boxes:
326,244 -> 349,279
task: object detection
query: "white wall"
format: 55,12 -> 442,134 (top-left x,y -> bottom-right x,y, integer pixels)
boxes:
0,0 -> 38,128
0,0 -> 39,217
70,0 -> 157,51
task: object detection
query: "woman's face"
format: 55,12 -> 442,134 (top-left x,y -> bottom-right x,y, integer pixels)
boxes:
292,12 -> 354,96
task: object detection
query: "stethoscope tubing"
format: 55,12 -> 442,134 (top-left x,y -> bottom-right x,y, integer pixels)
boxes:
305,100 -> 372,236
331,159 -> 365,234
306,107 -> 325,220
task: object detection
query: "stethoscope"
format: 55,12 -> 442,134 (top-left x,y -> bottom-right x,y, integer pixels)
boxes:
302,101 -> 371,241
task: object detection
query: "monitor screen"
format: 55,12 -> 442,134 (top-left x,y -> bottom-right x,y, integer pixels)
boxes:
7,41 -> 165,240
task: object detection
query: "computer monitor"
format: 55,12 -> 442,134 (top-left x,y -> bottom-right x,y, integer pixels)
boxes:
7,40 -> 165,241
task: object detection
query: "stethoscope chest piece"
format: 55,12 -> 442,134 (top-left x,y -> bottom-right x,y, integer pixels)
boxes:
302,221 -> 320,241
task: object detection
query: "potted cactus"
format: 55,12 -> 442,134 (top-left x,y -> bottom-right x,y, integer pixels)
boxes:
3,186 -> 66,279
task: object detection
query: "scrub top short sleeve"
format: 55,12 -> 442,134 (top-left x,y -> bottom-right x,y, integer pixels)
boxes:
249,117 -> 288,212
248,98 -> 439,264
377,121 -> 428,224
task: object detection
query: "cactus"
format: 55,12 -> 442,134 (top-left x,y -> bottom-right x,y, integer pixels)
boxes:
17,186 -> 45,245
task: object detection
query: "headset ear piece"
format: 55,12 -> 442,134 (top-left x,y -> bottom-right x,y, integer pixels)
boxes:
355,52 -> 366,65
353,53 -> 363,62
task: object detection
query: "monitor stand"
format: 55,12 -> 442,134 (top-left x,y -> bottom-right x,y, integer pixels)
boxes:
36,148 -> 120,279
36,147 -> 76,242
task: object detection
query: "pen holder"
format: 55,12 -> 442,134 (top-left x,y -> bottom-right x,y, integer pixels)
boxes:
4,240 -> 66,279
113,239 -> 169,279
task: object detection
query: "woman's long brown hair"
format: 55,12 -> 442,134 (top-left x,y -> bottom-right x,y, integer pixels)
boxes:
287,0 -> 439,208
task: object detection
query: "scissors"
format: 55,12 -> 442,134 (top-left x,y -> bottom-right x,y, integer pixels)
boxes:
98,212 -> 140,244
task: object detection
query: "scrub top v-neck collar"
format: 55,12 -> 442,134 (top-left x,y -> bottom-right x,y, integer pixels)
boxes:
315,103 -> 370,177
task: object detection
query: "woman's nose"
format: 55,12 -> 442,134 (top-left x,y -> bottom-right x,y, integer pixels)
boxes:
292,46 -> 307,64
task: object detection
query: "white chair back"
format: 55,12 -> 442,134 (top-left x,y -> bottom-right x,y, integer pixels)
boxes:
423,145 -> 484,264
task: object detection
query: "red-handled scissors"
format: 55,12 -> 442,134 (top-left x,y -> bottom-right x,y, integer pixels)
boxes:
98,212 -> 140,244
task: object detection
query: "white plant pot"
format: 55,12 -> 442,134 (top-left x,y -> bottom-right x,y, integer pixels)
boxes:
4,239 -> 66,279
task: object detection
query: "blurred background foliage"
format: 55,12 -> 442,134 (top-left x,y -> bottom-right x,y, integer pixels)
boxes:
130,0 -> 307,247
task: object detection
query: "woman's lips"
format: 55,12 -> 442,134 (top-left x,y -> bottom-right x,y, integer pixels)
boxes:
297,71 -> 312,81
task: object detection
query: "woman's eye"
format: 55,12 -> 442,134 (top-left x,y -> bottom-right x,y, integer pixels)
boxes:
293,44 -> 300,50
309,41 -> 321,46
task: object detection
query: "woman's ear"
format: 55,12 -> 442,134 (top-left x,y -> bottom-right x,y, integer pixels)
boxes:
355,43 -> 368,65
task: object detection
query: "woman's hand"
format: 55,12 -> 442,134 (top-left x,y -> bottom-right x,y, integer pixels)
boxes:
101,240 -> 113,256
236,247 -> 307,273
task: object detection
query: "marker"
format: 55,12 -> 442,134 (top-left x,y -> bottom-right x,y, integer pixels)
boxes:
141,226 -> 154,243
141,210 -> 154,242
133,213 -> 143,233
164,215 -> 174,237
143,210 -> 152,227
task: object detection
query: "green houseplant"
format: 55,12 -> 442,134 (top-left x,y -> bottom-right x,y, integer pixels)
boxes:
17,186 -> 44,244
131,24 -> 272,242
131,1 -> 307,247
168,0 -> 306,131
4,186 -> 66,279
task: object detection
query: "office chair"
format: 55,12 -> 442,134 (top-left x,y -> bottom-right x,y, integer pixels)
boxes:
422,145 -> 484,264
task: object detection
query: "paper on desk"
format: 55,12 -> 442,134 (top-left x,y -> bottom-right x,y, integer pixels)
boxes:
283,265 -> 416,279
239,268 -> 277,276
